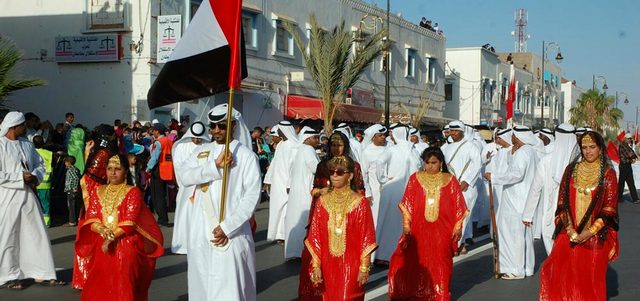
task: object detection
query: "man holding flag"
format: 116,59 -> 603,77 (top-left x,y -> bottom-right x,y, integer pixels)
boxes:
147,0 -> 257,299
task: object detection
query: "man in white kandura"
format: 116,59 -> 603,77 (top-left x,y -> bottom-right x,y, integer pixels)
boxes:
360,124 -> 388,229
484,125 -> 539,280
410,127 -> 429,155
0,111 -> 63,289
264,121 -> 298,244
374,123 -> 421,264
181,105 -> 261,300
284,126 -> 320,260
171,121 -> 210,254
441,120 -> 482,254
523,124 -> 577,254
485,128 -> 514,217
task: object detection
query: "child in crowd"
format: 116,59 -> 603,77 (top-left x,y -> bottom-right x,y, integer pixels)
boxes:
64,156 -> 81,226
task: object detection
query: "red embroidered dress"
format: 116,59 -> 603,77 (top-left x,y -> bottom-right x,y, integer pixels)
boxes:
75,185 -> 163,301
388,172 -> 468,301
304,191 -> 377,301
539,166 -> 619,301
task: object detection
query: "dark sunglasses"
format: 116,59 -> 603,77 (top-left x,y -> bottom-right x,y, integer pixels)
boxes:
328,168 -> 349,176
209,122 -> 227,130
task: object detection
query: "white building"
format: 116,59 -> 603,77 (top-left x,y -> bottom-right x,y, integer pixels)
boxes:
561,80 -> 586,124
0,0 -> 447,129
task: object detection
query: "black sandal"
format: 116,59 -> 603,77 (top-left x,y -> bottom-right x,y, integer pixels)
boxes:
0,280 -> 23,290
35,279 -> 67,287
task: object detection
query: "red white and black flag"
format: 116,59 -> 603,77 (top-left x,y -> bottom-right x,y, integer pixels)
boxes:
505,63 -> 516,121
147,0 -> 247,109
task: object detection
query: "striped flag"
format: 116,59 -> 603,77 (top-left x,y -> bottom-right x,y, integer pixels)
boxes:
147,0 -> 247,109
506,63 -> 515,120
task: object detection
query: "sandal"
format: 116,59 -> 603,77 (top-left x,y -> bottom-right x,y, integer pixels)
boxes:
0,280 -> 23,290
35,279 -> 67,286
501,273 -> 524,280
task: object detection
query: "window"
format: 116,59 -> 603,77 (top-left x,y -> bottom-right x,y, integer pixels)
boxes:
405,48 -> 416,78
425,55 -> 436,84
242,12 -> 258,49
445,83 -> 453,101
272,18 -> 294,56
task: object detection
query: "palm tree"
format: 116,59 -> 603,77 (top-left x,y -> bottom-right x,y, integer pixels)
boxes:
286,15 -> 386,133
569,89 -> 623,133
0,37 -> 46,109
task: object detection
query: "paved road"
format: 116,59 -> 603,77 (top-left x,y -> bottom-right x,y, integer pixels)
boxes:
2,198 -> 639,300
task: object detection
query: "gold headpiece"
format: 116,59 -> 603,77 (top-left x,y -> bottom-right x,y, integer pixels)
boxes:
328,156 -> 349,169
581,134 -> 595,146
108,155 -> 121,167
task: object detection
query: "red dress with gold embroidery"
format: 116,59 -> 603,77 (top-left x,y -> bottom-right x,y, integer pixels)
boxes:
299,161 -> 366,300
539,167 -> 619,301
387,172 -> 468,301
304,193 -> 377,301
75,185 -> 163,301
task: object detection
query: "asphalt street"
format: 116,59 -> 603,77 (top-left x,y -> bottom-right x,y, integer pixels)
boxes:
1,196 -> 639,300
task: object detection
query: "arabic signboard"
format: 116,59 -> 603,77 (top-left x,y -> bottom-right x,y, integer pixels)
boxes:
157,15 -> 182,63
55,35 -> 120,63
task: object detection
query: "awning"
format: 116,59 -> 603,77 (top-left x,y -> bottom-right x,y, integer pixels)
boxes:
286,95 -> 383,124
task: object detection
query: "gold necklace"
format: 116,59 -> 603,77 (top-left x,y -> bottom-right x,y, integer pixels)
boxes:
416,171 -> 443,222
322,187 -> 358,257
573,160 -> 601,195
100,183 -> 129,229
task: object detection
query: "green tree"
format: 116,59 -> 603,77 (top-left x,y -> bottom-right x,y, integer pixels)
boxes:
0,37 -> 46,109
286,15 -> 386,133
569,89 -> 623,133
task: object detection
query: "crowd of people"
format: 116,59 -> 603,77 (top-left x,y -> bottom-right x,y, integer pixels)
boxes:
0,106 -> 628,300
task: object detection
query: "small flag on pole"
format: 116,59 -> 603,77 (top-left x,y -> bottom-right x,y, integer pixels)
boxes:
147,0 -> 247,109
506,63 -> 516,121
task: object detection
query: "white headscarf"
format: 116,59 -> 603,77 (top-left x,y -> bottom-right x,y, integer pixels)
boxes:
539,128 -> 555,143
207,104 -> 251,148
298,126 -> 319,144
550,123 -> 578,184
334,123 -> 353,139
277,121 -> 299,143
0,111 -> 26,137
363,124 -> 386,149
496,128 -> 513,146
390,124 -> 410,142
512,125 -> 539,146
178,121 -> 210,142
270,124 -> 280,137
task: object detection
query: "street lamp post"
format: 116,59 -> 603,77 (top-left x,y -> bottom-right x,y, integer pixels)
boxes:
592,75 -> 608,92
616,91 -> 628,109
540,40 -> 563,128
384,0 -> 390,128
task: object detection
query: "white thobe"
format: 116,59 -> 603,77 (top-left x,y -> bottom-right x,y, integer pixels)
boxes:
360,144 -> 387,229
441,138 -> 482,242
284,144 -> 319,259
0,137 -> 56,284
485,146 -> 512,218
171,140 -> 200,254
374,141 -> 421,261
264,139 -> 298,241
522,154 -> 558,254
492,145 -> 538,277
181,140 -> 261,301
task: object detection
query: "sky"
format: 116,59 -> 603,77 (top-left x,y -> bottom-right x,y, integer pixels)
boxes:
369,0 -> 640,124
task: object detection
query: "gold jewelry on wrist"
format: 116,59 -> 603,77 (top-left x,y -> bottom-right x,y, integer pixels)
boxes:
359,265 -> 371,273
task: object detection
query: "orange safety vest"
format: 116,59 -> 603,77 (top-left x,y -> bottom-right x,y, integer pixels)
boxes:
153,136 -> 175,181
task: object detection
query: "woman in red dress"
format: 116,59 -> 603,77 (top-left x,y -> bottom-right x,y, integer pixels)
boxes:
75,154 -> 163,301
304,156 -> 377,301
388,147 -> 468,301
539,131 -> 619,301
299,132 -> 366,300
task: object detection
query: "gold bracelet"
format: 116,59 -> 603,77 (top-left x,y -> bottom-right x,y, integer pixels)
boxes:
588,226 -> 598,236
359,265 -> 370,273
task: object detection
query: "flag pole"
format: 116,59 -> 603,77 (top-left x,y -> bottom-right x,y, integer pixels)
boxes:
219,0 -> 244,223
219,89 -> 235,223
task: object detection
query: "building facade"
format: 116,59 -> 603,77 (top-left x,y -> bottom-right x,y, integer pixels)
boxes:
561,80 -> 586,124
1,0 -> 447,129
